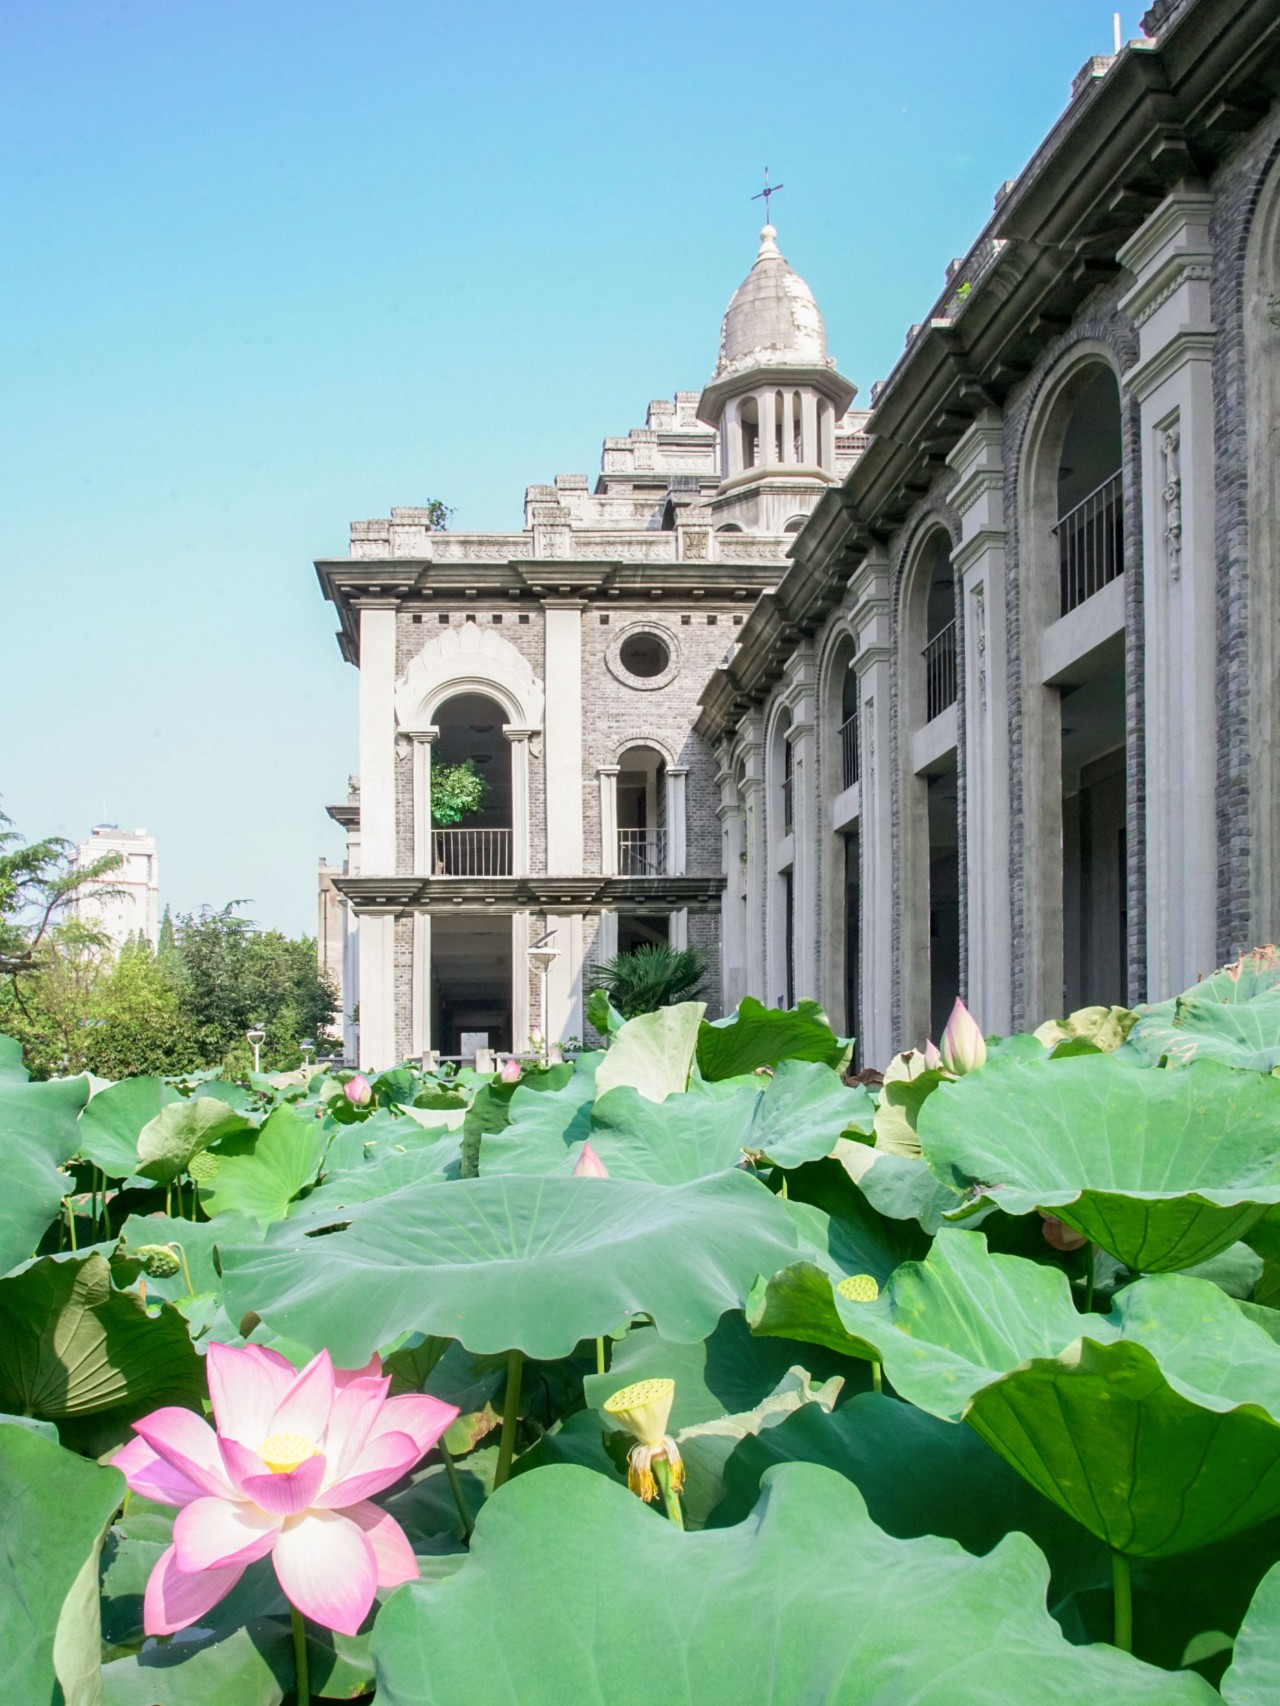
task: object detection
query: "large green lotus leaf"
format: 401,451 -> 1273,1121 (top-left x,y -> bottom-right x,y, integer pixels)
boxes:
594,1001 -> 704,1102
0,1423 -> 124,1706
102,1623 -> 291,1706
1222,1557 -> 1280,1704
111,1211 -> 260,1304
288,1138 -> 459,1215
0,1253 -> 205,1443
370,1463 -> 1212,1706
77,1076 -> 182,1177
836,1139 -> 968,1233
1125,990 -> 1280,1070
696,995 -> 849,1080
221,1170 -> 800,1362
0,1075 -> 89,1275
136,1095 -> 254,1185
0,1033 -> 28,1081
198,1105 -> 328,1226
918,1054 -> 1280,1270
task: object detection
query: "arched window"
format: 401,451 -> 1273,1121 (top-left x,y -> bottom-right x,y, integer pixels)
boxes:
1054,368 -> 1123,614
615,744 -> 668,875
740,397 -> 759,470
431,692 -> 512,876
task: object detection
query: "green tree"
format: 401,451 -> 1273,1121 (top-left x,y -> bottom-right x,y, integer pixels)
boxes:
0,918 -> 112,1077
81,937 -> 199,1078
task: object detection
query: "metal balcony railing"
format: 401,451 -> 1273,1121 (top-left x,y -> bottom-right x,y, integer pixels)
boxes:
1055,470 -> 1123,615
431,828 -> 512,876
617,828 -> 667,875
923,619 -> 958,722
839,709 -> 860,789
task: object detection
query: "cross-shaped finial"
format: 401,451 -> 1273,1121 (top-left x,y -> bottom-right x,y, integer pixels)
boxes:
751,167 -> 784,224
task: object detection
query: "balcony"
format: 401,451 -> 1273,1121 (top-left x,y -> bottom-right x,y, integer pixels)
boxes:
1055,470 -> 1123,616
923,619 -> 958,722
839,709 -> 860,789
432,828 -> 512,876
617,828 -> 668,875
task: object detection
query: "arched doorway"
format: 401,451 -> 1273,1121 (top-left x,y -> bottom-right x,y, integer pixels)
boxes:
431,692 -> 513,876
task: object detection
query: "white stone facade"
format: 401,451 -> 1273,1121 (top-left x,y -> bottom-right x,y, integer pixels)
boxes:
72,825 -> 160,949
318,229 -> 867,1068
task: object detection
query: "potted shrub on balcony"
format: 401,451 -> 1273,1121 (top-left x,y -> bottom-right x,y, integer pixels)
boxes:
430,758 -> 488,874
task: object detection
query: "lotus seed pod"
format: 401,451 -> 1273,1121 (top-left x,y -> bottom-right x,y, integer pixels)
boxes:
135,1244 -> 182,1279
188,1152 -> 220,1183
837,1273 -> 880,1304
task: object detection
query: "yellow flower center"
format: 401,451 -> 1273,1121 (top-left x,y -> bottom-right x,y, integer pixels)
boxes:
837,1274 -> 880,1304
259,1431 -> 319,1474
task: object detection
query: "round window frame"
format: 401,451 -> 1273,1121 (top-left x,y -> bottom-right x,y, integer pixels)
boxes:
605,622 -> 681,691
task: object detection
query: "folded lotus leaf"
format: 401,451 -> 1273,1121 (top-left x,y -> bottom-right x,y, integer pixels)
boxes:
370,1463 -> 1212,1705
77,1076 -> 182,1178
1221,1556 -> 1280,1704
220,1170 -> 800,1362
917,1054 -> 1280,1270
136,1096 -> 254,1186
0,1074 -> 89,1275
754,1230 -> 1280,1558
696,995 -> 849,1080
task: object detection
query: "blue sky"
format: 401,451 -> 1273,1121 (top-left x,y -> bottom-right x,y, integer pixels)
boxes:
2,0 -> 1132,935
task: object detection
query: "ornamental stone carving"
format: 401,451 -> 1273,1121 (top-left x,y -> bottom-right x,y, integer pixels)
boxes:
1160,424 -> 1182,581
394,622 -> 545,732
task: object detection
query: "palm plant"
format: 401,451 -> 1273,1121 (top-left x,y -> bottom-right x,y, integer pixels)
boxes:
587,942 -> 708,1020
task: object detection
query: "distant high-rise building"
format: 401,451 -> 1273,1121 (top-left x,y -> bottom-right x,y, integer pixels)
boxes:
73,825 -> 160,948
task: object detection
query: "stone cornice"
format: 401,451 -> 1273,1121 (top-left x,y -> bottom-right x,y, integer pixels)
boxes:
1126,325 -> 1218,398
334,873 -> 727,914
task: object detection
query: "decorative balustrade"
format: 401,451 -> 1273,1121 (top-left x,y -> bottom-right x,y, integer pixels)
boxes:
923,619 -> 958,722
617,829 -> 668,876
839,709 -> 860,789
1055,470 -> 1123,615
431,828 -> 512,877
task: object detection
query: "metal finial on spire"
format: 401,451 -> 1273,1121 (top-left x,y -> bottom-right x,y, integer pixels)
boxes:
751,167 -> 784,225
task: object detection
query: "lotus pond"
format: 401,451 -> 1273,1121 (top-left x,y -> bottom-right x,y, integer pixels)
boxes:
12,962 -> 1280,1703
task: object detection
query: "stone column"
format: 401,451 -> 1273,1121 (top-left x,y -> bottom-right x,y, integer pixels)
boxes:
505,728 -> 533,876
357,911 -> 396,1071
723,398 -> 742,479
716,756 -> 747,1009
759,389 -> 778,467
947,413 -> 1013,1034
784,654 -> 819,1001
410,729 -> 439,876
802,392 -> 819,468
1119,186 -> 1217,1000
598,765 -> 620,876
740,721 -> 767,1001
544,604 -> 584,874
543,913 -> 584,1044
665,767 -> 688,876
511,912 -> 531,1052
357,602 -> 398,874
670,909 -> 689,950
851,553 -> 895,1067
410,912 -> 431,1059
594,909 -> 618,964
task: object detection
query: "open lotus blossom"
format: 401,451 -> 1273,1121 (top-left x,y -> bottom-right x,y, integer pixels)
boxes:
343,1074 -> 373,1107
572,1140 -> 608,1178
604,1377 -> 684,1504
939,997 -> 987,1076
113,1343 -> 458,1639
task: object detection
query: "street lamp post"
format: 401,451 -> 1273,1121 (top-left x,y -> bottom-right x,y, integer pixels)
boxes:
525,929 -> 559,1069
246,1025 -> 266,1075
301,1038 -> 315,1072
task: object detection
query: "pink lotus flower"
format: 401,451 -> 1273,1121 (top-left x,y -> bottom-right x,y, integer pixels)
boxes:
499,1056 -> 522,1084
572,1140 -> 608,1178
343,1074 -> 372,1107
939,998 -> 987,1076
922,1039 -> 942,1071
113,1344 -> 457,1639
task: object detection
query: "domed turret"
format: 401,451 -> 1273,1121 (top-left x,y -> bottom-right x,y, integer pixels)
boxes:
697,223 -> 855,504
715,226 -> 835,379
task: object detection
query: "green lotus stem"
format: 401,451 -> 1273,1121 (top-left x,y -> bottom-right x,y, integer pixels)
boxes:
1112,1550 -> 1132,1653
595,1337 -> 606,1376
291,1603 -> 310,1706
652,1455 -> 685,1529
494,1349 -> 524,1488
165,1184 -> 172,1218
168,1242 -> 195,1297
1083,1243 -> 1096,1315
65,1200 -> 77,1252
439,1440 -> 473,1542
871,1359 -> 882,1395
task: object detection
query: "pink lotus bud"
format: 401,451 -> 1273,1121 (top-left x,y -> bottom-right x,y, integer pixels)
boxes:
343,1074 -> 372,1108
1040,1212 -> 1088,1251
922,1039 -> 942,1071
939,998 -> 986,1076
573,1141 -> 608,1178
499,1056 -> 522,1084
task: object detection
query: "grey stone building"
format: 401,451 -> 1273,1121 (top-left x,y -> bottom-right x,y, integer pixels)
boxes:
320,0 -> 1280,1069
317,229 -> 866,1066
698,0 -> 1280,1064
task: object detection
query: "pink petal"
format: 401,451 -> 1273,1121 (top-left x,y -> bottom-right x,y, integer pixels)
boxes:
268,1349 -> 336,1442
333,1353 -> 382,1388
112,1437 -> 204,1509
218,1435 -> 265,1496
143,1543 -> 244,1637
368,1393 -> 459,1458
272,1510 -> 377,1637
207,1343 -> 294,1445
244,1344 -> 301,1379
346,1500 -> 419,1588
321,1375 -> 391,1480
237,1453 -> 327,1515
173,1495 -> 281,1572
315,1430 -> 418,1508
572,1140 -> 608,1178
133,1409 -> 235,1499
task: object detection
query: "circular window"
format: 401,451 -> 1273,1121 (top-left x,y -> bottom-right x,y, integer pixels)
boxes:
618,631 -> 669,678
